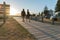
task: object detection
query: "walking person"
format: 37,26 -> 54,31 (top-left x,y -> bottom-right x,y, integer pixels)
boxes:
52,18 -> 55,25
26,9 -> 31,22
52,16 -> 57,25
21,9 -> 26,22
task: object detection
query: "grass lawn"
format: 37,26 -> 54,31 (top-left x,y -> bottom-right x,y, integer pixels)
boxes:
0,17 -> 36,40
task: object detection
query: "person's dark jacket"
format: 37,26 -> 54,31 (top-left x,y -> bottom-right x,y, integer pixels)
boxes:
21,11 -> 26,17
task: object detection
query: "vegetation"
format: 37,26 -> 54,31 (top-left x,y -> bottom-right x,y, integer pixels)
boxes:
55,0 -> 60,12
32,14 -> 36,16
44,6 -> 49,16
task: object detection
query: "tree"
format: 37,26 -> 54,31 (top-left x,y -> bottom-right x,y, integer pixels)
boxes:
37,12 -> 40,17
55,0 -> 60,12
44,6 -> 49,16
49,9 -> 53,16
39,12 -> 40,16
32,14 -> 36,16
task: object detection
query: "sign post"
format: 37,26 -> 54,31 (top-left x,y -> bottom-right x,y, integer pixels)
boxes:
3,2 -> 6,23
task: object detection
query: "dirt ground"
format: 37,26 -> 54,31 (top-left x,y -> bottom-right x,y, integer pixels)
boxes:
0,17 -> 36,40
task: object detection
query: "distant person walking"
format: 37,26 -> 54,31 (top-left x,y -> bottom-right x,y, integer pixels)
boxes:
21,9 -> 26,22
26,9 -> 31,22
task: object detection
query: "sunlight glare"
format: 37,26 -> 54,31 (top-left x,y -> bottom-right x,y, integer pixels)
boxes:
10,7 -> 17,15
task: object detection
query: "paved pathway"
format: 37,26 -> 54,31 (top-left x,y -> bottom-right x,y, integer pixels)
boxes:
14,17 -> 60,40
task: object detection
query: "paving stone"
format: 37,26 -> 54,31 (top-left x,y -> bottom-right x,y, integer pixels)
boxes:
55,34 -> 60,38
38,37 -> 55,40
14,17 -> 60,40
35,35 -> 48,39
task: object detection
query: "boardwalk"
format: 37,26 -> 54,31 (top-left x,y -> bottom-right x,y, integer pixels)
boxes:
14,17 -> 60,40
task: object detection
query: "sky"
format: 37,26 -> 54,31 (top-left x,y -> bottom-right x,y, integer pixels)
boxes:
0,0 -> 57,14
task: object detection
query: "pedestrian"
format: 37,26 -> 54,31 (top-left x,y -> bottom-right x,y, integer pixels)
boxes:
41,12 -> 44,22
52,17 -> 57,25
52,18 -> 55,25
26,9 -> 31,22
52,15 -> 57,25
21,9 -> 26,22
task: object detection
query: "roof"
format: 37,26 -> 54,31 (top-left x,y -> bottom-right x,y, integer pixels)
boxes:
0,4 -> 10,7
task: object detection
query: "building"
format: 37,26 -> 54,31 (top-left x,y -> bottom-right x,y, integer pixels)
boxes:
0,2 -> 10,17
